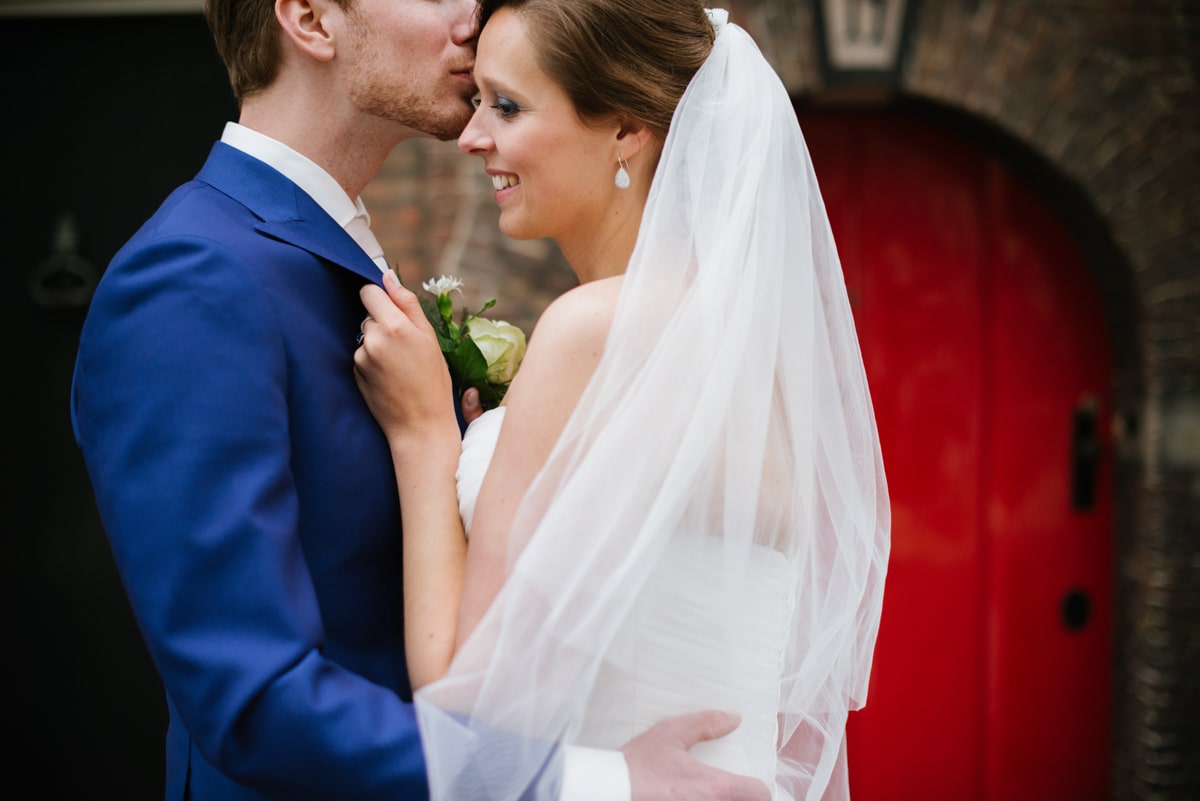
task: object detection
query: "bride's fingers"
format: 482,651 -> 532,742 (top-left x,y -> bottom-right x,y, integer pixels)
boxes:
382,268 -> 413,303
461,388 -> 482,425
355,280 -> 447,390
360,283 -> 405,324
381,270 -> 429,324
360,274 -> 434,337
359,284 -> 390,321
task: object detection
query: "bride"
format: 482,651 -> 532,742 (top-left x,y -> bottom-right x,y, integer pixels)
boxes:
354,2 -> 889,800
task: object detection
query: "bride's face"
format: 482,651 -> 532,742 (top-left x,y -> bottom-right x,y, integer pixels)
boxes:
458,7 -> 622,243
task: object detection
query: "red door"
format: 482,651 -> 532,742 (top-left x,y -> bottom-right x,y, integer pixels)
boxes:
798,111 -> 1113,801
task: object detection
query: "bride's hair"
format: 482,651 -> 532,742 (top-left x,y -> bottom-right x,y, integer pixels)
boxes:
477,0 -> 715,140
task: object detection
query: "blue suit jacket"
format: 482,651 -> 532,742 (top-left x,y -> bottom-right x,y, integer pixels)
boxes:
72,142 -> 428,800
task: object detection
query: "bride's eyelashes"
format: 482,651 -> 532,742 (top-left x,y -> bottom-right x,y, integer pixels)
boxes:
490,95 -> 521,119
471,90 -> 522,119
470,85 -> 523,119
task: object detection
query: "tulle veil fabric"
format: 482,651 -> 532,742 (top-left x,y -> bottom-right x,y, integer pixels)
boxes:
416,16 -> 889,801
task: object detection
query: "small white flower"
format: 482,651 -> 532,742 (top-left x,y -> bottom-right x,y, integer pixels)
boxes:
422,275 -> 464,296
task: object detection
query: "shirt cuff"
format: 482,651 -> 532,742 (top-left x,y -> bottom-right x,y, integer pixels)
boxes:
560,745 -> 632,801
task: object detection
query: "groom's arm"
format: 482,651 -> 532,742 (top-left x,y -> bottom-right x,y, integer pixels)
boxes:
561,711 -> 770,801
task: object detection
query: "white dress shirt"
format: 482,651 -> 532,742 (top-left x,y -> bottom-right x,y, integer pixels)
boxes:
217,122 -> 634,801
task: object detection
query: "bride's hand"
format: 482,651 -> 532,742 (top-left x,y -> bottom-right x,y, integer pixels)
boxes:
354,271 -> 458,450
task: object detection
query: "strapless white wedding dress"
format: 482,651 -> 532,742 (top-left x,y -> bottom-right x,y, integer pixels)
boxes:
457,408 -> 796,794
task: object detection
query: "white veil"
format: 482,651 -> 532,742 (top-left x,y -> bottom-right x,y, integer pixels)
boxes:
417,15 -> 889,801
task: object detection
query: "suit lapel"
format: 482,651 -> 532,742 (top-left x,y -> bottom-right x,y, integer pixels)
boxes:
196,142 -> 386,286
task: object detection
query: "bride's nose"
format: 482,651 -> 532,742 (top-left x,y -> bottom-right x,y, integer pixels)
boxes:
458,110 -> 491,156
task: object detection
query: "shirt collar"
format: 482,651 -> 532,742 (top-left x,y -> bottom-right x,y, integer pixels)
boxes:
219,121 -> 367,228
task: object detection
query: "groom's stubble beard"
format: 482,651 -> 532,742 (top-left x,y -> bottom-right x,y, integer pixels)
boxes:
343,15 -> 475,141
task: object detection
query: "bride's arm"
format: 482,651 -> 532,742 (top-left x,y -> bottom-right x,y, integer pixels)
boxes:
454,277 -> 620,649
355,271 -> 620,684
355,273 -> 467,689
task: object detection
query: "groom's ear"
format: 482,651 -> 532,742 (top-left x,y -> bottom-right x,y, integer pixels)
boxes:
277,0 -> 340,63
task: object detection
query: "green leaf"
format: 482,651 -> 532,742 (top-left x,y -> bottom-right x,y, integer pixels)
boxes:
419,296 -> 444,333
416,297 -> 454,353
475,381 -> 505,411
446,336 -> 489,385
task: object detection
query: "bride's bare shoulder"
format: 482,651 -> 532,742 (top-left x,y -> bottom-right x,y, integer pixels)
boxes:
540,275 -> 624,330
529,275 -> 623,348
503,276 -> 623,404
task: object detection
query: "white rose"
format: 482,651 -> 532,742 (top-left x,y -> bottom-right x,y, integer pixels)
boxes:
468,318 -> 527,384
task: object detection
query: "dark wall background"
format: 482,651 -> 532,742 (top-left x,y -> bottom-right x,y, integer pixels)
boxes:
2,13 -> 236,797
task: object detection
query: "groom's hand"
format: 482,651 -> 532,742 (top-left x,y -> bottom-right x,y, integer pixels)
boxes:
620,711 -> 771,801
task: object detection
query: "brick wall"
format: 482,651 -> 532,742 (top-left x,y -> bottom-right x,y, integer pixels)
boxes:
366,138 -> 577,336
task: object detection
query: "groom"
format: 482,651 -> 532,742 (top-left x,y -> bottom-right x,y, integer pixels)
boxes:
71,1 -> 766,800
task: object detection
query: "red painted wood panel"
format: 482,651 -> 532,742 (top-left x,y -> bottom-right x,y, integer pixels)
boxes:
797,111 -> 1112,801
982,162 -> 1113,801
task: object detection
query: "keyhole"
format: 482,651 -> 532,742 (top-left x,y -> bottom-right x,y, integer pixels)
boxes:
1061,588 -> 1091,632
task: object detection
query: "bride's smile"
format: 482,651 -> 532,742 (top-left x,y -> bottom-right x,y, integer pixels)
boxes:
489,172 -> 519,191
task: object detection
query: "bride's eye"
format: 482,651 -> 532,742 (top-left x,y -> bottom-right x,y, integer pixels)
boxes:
490,95 -> 521,119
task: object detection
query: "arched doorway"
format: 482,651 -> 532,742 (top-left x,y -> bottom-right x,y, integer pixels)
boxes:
800,110 -> 1114,801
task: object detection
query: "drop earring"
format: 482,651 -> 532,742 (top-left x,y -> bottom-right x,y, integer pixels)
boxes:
614,155 -> 631,190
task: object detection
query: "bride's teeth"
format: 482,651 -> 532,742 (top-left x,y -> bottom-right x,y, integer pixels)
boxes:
491,174 -> 518,190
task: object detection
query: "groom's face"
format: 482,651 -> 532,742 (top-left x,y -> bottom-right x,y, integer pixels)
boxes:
342,0 -> 480,141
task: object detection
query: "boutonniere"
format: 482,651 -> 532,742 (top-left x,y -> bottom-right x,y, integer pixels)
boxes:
414,273 -> 527,411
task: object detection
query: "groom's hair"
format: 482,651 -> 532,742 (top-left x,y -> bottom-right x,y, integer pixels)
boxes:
477,0 -> 715,142
205,0 -> 354,104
